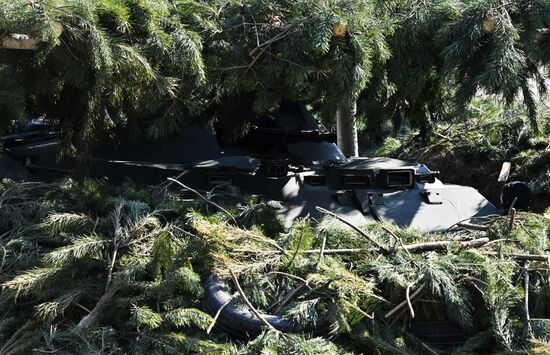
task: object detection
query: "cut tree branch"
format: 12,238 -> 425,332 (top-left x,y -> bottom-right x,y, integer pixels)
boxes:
206,295 -> 234,334
0,33 -> 39,50
524,261 -> 533,336
457,222 -> 490,231
248,26 -> 292,57
237,237 -> 493,256
315,206 -> 388,253
302,237 -> 490,254
234,236 -> 547,263
402,237 -> 489,252
77,282 -> 120,329
167,177 -> 237,226
483,252 -> 550,262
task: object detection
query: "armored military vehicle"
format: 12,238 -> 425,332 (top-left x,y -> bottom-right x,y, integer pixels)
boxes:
0,102 -> 501,232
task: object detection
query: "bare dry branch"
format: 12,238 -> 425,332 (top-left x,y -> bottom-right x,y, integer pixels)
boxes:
229,269 -> 279,332
167,177 -> 237,225
207,295 -> 234,334
316,206 -> 388,253
385,284 -> 424,319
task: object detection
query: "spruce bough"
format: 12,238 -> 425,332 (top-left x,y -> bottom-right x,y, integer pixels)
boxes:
1,0 -> 548,157
0,178 -> 548,353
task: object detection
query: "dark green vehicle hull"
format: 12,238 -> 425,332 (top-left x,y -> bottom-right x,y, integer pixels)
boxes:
0,103 -> 499,231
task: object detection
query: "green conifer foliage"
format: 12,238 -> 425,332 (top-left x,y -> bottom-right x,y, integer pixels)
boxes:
360,0 -> 549,143
0,178 -> 548,352
202,0 -> 391,138
2,0 -> 549,153
0,0 -> 211,157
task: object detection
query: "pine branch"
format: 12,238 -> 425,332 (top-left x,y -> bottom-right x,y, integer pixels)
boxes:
77,281 -> 120,329
165,308 -> 213,330
315,206 -> 388,253
43,234 -> 106,265
167,178 -> 237,225
133,305 -> 163,329
273,230 -> 328,315
2,267 -> 61,300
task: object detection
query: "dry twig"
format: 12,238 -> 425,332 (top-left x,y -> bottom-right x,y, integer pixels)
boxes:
207,295 -> 235,334
229,269 -> 278,332
167,177 -> 237,225
316,206 -> 388,253
406,283 -> 415,318
385,284 -> 425,319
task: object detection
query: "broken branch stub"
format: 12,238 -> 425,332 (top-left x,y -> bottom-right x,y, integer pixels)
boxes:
0,23 -> 63,50
0,33 -> 39,50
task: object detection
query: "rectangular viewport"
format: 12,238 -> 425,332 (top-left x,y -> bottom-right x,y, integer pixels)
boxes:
207,174 -> 233,185
304,175 -> 326,186
342,175 -> 370,188
385,170 -> 413,188
415,172 -> 438,184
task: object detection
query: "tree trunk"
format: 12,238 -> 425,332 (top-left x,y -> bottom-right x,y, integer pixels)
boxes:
336,101 -> 359,157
